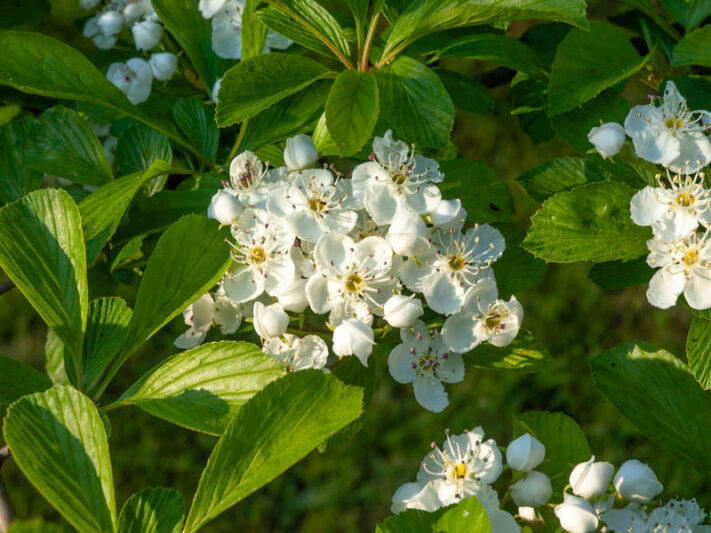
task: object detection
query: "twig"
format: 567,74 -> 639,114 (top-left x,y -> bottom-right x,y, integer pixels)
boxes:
0,446 -> 14,533
0,281 -> 15,296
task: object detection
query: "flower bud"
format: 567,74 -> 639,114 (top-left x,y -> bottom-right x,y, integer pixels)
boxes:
506,433 -> 545,471
333,319 -> 374,366
387,209 -> 429,257
569,456 -> 614,499
149,52 -> 178,81
519,507 -> 537,522
123,3 -> 145,21
199,0 -> 227,18
132,20 -> 162,50
487,510 -> 520,533
284,134 -> 318,170
587,122 -> 625,159
510,471 -> 552,507
555,494 -> 599,533
97,10 -> 123,36
613,459 -> 663,503
208,190 -> 243,225
383,294 -> 424,328
252,301 -> 289,340
107,58 -> 153,105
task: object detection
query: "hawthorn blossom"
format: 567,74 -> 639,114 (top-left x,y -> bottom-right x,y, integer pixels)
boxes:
587,122 -> 625,159
263,333 -> 328,371
332,318 -> 375,365
149,52 -> 178,81
107,58 -> 153,105
226,151 -> 279,208
174,289 -> 242,349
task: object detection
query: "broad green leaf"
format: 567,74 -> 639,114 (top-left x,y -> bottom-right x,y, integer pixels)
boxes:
216,53 -> 334,127
25,106 -> 112,186
117,124 -> 173,177
375,56 -> 454,148
0,354 -> 51,405
45,329 -> 71,386
492,223 -> 547,297
659,0 -> 711,30
325,70 -> 379,156
520,22 -> 571,65
588,258 -> 653,290
111,341 -> 286,435
435,33 -> 545,78
672,25 -> 711,67
434,69 -> 493,115
0,118 -> 41,204
549,21 -> 648,116
3,386 -> 116,533
523,182 -> 651,263
0,189 -> 87,364
313,112 -> 340,156
79,160 -> 181,265
8,520 -> 73,533
184,371 -> 363,532
592,343 -> 711,475
257,7 -> 333,57
117,487 -> 185,533
513,411 -> 590,491
173,98 -> 219,162
376,497 -> 492,532
152,0 -> 233,92
465,330 -> 551,373
0,32 -> 196,158
686,318 -> 711,390
241,0 -> 269,60
438,159 -> 513,223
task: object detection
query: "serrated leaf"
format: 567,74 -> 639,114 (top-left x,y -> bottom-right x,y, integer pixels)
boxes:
549,21 -> 648,116
183,371 -> 363,532
216,53 -> 334,127
588,257 -> 653,290
173,98 -> 219,162
3,386 -> 116,533
325,70 -> 379,156
686,317 -> 711,390
376,497 -> 492,533
242,0 -> 268,60
591,342 -> 711,475
25,106 -> 112,186
257,7 -> 333,57
434,69 -> 493,115
464,330 -> 551,373
117,124 -> 173,177
523,182 -> 651,263
0,189 -> 87,366
0,354 -> 52,405
117,487 -> 185,533
0,118 -> 42,204
659,0 -> 711,31
672,25 -> 711,67
111,341 -> 285,435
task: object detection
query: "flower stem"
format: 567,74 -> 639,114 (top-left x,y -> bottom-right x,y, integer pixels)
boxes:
359,1 -> 384,72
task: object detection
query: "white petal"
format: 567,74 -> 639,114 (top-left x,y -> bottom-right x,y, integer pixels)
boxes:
314,232 -> 353,275
629,186 -> 669,227
305,274 -> 332,314
174,326 -> 208,350
365,181 -> 399,225
624,104 -> 663,135
354,236 -> 393,275
442,313 -> 479,353
631,128 -> 680,165
388,343 -> 416,384
461,277 -> 499,312
264,255 -> 296,296
654,208 -> 699,241
413,375 -> 449,412
351,161 -> 384,206
322,209 -> 358,235
423,271 -> 463,315
223,267 -> 264,302
291,210 -> 323,243
669,132 -> 711,173
684,270 -> 711,310
398,255 -> 434,292
646,269 -> 686,309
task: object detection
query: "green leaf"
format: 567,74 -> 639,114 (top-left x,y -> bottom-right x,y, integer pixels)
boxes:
78,160 -> 181,265
216,53 -> 334,127
435,33 -> 545,78
45,330 -> 71,386
375,56 -> 454,148
242,0 -> 269,60
152,0 -> 233,92
325,70 -> 379,156
513,411 -> 590,492
549,21 -> 648,116
0,118 -> 42,204
672,25 -> 711,67
686,318 -> 711,390
8,520 -> 73,533
313,112 -> 340,156
465,330 -> 551,373
25,106 -> 112,186
591,342 -> 711,475
0,32 -> 197,159
112,341 -> 286,435
117,124 -> 173,177
0,354 -> 51,405
659,0 -> 711,30
0,189 -> 88,364
588,257 -> 653,290
117,487 -> 185,533
492,223 -> 547,297
376,497 -> 492,533
257,7 -> 333,57
523,182 -> 651,263
434,69 -> 493,115
173,98 -> 219,162
3,386 -> 116,533
183,371 -> 363,532
438,159 -> 513,223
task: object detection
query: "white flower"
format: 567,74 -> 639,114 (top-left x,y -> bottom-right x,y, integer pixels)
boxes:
352,130 -> 443,225
174,293 -> 215,349
97,10 -> 124,36
149,52 -> 178,81
284,134 -> 319,170
510,471 -> 552,507
487,510 -> 521,533
603,499 -> 709,533
332,318 -> 374,365
387,208 -> 430,257
421,224 -> 505,315
253,301 -> 289,340
587,122 -> 626,159
613,459 -> 663,503
555,494 -> 599,533
211,0 -> 245,59
430,198 -> 467,231
264,29 -> 292,52
107,58 -> 153,105
211,287 -> 243,334
630,168 -> 711,241
441,278 -> 522,353
199,0 -> 228,18
132,20 -> 162,50
263,333 -> 328,371
227,151 -> 274,208
208,190 -> 243,225
601,505 -> 646,533
506,433 -> 545,472
84,15 -> 117,49
391,481 -> 447,514
569,456 -> 614,500
212,78 -> 222,103
624,81 -> 711,172
123,1 -> 149,22
223,209 -> 295,302
276,278 -> 309,313
388,320 -> 464,412
645,231 -> 711,310
383,294 -> 423,328
518,507 -> 538,522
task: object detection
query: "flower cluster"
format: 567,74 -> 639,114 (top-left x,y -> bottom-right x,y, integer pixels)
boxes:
80,1 -> 178,104
587,81 -> 711,310
176,131 -> 523,412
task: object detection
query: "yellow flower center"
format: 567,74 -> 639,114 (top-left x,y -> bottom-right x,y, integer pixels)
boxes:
684,249 -> 699,266
448,255 -> 466,271
391,168 -> 408,186
665,117 -> 684,130
308,197 -> 327,212
248,247 -> 267,265
345,274 -> 365,293
676,192 -> 694,207
451,463 -> 467,479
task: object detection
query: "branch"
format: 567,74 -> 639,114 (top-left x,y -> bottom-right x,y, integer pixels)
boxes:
0,447 -> 14,533
0,281 -> 15,296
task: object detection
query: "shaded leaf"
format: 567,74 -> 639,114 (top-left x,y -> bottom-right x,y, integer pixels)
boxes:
588,257 -> 653,290
117,487 -> 185,533
465,330 -> 551,373
173,98 -> 219,162
0,354 -> 52,405
325,70 -> 379,156
686,317 -> 711,390
0,118 -> 42,204
434,69 -> 493,115
672,25 -> 711,67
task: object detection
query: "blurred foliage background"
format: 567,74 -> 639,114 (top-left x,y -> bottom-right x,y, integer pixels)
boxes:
1,0 -> 708,531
